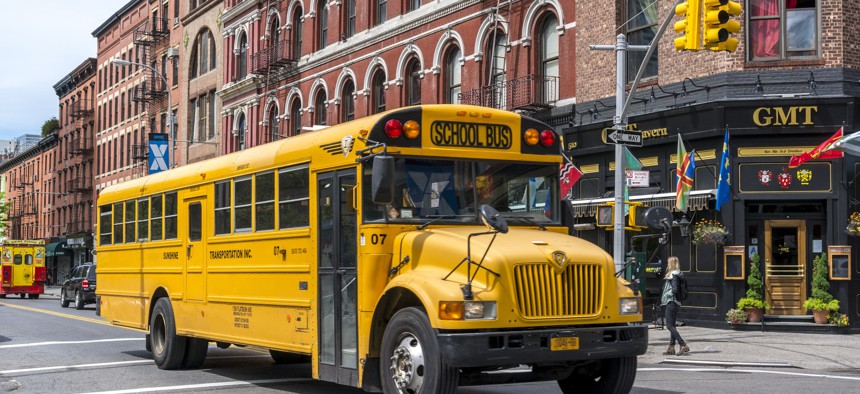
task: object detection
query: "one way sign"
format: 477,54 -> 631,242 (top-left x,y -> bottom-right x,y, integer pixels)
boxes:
607,128 -> 643,147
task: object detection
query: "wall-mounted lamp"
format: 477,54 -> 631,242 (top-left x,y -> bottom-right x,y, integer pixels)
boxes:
673,215 -> 691,237
754,74 -> 763,93
807,71 -> 817,91
649,86 -> 657,103
682,77 -> 711,97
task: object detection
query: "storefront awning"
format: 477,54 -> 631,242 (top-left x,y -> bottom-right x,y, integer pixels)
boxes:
45,241 -> 71,257
567,189 -> 716,218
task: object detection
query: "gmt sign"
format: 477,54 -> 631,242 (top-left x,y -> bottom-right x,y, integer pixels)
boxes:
607,128 -> 642,147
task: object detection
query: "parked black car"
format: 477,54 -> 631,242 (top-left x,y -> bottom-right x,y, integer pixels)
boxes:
60,263 -> 96,310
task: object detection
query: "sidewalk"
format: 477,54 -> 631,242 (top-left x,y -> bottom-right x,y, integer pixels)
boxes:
642,324 -> 860,371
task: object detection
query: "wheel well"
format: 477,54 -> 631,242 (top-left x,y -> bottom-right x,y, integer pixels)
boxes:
147,287 -> 170,330
362,287 -> 425,392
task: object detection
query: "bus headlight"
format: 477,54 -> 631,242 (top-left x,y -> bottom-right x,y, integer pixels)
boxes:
619,298 -> 640,315
439,301 -> 497,320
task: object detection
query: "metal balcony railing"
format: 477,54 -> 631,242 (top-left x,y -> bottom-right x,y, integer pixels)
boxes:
132,143 -> 149,161
132,82 -> 167,103
70,136 -> 93,154
67,218 -> 92,234
70,100 -> 94,118
459,74 -> 559,112
67,177 -> 90,192
251,39 -> 297,75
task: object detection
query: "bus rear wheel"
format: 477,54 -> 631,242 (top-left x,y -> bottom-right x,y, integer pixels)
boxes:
181,338 -> 209,369
557,356 -> 637,394
150,298 -> 187,370
19,293 -> 25,299
380,307 -> 458,394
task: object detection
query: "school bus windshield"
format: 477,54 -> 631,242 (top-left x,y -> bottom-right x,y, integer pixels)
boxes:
363,157 -> 561,225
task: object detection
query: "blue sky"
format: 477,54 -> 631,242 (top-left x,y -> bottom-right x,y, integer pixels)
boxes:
0,1 -> 129,140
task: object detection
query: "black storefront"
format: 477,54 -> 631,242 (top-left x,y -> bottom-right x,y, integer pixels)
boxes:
561,97 -> 860,328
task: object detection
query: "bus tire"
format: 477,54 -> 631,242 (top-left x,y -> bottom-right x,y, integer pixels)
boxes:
380,307 -> 458,394
150,298 -> 187,370
60,290 -> 70,307
0,294 -> 5,298
32,294 -> 39,299
557,356 -> 637,394
19,293 -> 25,299
181,338 -> 209,369
75,291 -> 84,310
269,349 -> 310,364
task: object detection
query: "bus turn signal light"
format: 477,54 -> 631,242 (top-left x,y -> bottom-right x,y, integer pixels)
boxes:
524,128 -> 539,145
439,301 -> 464,320
384,119 -> 403,138
403,120 -> 420,139
540,130 -> 555,147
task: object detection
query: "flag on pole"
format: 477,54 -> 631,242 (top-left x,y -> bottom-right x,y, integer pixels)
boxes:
788,127 -> 844,168
559,156 -> 583,199
676,150 -> 696,211
623,146 -> 643,215
716,129 -> 731,211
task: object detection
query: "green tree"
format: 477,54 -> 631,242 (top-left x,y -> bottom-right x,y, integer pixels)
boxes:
736,252 -> 768,310
0,192 -> 9,238
810,253 -> 833,303
41,117 -> 59,137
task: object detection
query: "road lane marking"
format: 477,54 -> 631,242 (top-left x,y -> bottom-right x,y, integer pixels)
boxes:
639,367 -> 860,381
1,360 -> 151,375
81,378 -> 313,394
0,338 -> 144,349
0,355 -> 270,376
0,302 -> 146,332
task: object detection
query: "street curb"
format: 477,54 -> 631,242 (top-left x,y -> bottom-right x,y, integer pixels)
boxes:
660,359 -> 797,368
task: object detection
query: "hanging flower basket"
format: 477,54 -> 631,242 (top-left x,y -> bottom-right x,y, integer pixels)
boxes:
847,212 -> 860,236
692,219 -> 728,246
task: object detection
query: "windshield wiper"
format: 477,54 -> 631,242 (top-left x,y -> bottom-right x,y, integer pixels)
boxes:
500,215 -> 547,231
416,215 -> 473,230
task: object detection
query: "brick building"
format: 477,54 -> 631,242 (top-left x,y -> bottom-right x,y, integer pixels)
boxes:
217,0 -> 574,154
565,0 -> 860,328
92,0 -> 183,192
0,137 -> 58,244
50,58 -> 98,277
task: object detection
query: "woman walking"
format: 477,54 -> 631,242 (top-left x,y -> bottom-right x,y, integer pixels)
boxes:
661,256 -> 689,355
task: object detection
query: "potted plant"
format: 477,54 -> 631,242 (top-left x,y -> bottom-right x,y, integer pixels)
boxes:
735,252 -> 768,322
725,308 -> 749,325
828,312 -> 850,327
803,253 -> 840,323
692,219 -> 729,246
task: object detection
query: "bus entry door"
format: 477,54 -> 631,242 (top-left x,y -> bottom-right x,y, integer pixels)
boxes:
185,199 -> 206,302
317,169 -> 358,386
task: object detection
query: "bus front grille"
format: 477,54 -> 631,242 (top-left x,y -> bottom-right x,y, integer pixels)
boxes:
513,263 -> 603,318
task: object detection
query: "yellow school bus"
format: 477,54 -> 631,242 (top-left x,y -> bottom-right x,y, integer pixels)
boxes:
96,105 -> 646,393
0,240 -> 47,299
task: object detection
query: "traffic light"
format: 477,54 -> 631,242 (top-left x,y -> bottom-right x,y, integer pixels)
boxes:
703,0 -> 741,52
674,0 -> 702,51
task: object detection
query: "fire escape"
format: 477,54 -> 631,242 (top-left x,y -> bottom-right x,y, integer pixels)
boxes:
68,99 -> 95,236
132,17 -> 170,175
10,174 -> 36,239
251,0 -> 299,143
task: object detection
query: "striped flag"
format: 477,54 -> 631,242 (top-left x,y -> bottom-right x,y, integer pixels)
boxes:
676,150 -> 696,211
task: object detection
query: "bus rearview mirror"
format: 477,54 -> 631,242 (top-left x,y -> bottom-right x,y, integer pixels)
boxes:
372,155 -> 395,204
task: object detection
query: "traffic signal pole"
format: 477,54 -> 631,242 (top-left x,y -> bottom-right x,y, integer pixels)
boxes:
590,0 -> 684,272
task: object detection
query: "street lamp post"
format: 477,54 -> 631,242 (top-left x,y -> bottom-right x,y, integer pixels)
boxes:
111,59 -> 175,168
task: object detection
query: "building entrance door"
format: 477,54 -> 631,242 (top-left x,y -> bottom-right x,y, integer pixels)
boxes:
764,220 -> 807,315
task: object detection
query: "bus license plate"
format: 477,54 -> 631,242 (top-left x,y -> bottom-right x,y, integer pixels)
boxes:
550,336 -> 579,351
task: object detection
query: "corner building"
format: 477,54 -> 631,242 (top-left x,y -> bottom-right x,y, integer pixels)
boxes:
218,0 -> 574,153
563,0 -> 860,328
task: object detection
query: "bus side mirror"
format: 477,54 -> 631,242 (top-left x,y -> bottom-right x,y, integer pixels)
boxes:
371,155 -> 395,204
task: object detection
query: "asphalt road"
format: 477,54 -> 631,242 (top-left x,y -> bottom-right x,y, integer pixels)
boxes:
2,296 -> 859,393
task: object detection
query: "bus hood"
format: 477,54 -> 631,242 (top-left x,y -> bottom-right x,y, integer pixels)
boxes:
392,226 -> 614,283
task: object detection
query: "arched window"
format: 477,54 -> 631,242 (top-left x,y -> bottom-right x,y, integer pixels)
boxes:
236,32 -> 248,80
443,45 -> 462,104
314,90 -> 327,126
317,1 -> 328,49
293,7 -> 303,58
344,0 -> 356,38
537,14 -> 559,103
485,32 -> 507,109
290,99 -> 302,136
269,16 -> 280,45
405,57 -> 422,106
190,28 -> 217,79
268,105 -> 280,142
371,69 -> 386,114
237,113 -> 247,150
342,79 -> 355,122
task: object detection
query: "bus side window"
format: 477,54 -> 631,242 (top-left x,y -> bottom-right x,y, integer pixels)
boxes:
13,254 -> 22,265
189,203 -> 202,241
99,205 -> 113,245
25,255 -> 33,265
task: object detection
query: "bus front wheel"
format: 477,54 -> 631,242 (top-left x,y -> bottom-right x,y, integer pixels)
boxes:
380,307 -> 458,394
557,356 -> 637,394
150,298 -> 187,370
